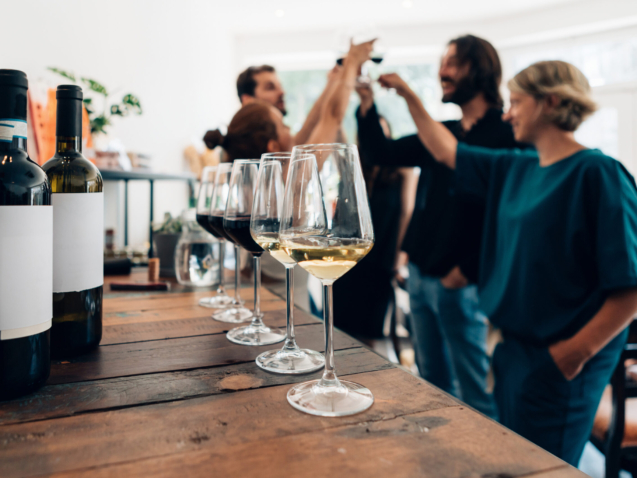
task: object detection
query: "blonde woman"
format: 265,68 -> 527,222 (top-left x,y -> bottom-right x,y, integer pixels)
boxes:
378,61 -> 637,465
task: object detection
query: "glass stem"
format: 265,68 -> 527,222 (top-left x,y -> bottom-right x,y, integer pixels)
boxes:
233,244 -> 242,304
250,255 -> 265,327
319,283 -> 338,386
282,266 -> 299,352
216,240 -> 226,295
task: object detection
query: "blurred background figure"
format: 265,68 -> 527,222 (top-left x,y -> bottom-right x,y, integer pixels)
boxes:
357,35 -> 529,419
333,110 -> 417,343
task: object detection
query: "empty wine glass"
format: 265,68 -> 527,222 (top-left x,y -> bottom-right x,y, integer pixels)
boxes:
280,144 -> 375,416
196,166 -> 233,309
251,152 -> 325,373
225,160 -> 285,346
211,162 -> 252,323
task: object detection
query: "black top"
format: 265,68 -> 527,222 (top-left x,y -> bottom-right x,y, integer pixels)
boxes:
357,104 -> 528,282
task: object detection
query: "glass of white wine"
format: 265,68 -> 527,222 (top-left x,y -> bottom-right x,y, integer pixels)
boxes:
280,144 -> 375,416
251,152 -> 325,374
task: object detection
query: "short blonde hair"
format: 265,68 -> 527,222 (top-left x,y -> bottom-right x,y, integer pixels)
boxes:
508,61 -> 597,132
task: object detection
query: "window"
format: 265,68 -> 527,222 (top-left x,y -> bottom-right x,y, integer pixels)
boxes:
278,62 -> 438,141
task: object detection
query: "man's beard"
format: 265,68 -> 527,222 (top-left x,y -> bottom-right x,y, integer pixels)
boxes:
441,75 -> 479,106
276,98 -> 287,116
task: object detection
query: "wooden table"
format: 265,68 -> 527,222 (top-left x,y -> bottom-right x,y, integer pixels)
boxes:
0,272 -> 587,477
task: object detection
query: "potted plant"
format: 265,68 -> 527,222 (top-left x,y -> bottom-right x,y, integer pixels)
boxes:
153,213 -> 182,278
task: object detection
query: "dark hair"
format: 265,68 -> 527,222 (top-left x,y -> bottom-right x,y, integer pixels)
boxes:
236,65 -> 276,100
448,35 -> 503,108
204,101 -> 277,161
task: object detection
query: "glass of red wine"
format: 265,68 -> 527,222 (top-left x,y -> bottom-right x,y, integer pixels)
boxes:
211,163 -> 252,323
225,160 -> 286,346
196,166 -> 233,309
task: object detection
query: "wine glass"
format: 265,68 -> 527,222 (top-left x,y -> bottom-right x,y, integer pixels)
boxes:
251,152 -> 325,373
210,163 -> 252,323
196,166 -> 233,309
225,160 -> 286,346
280,144 -> 375,416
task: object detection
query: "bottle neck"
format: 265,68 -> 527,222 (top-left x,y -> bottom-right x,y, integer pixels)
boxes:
0,137 -> 27,153
56,136 -> 81,154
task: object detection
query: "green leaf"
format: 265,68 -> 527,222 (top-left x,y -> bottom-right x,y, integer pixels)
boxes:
90,115 -> 111,135
110,104 -> 124,116
122,94 -> 143,115
80,77 -> 108,96
47,67 -> 76,82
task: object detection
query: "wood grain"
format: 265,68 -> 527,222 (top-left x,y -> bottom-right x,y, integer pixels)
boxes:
0,369 -> 457,478
48,323 -> 359,385
47,407 -> 573,478
102,308 -> 318,345
0,348 -> 391,426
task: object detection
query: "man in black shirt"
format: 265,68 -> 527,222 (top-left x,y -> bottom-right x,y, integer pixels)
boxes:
357,35 -> 526,418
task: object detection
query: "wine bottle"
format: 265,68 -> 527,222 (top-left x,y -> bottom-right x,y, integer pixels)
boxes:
43,85 -> 103,358
0,70 -> 52,400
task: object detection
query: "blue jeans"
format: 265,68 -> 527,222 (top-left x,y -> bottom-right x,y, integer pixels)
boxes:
407,263 -> 497,419
493,331 -> 627,466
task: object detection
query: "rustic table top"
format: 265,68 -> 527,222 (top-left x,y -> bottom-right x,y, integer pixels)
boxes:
0,270 -> 587,477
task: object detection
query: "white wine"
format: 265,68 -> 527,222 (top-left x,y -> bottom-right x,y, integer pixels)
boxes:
0,70 -> 52,400
43,85 -> 103,358
254,233 -> 297,266
282,237 -> 373,283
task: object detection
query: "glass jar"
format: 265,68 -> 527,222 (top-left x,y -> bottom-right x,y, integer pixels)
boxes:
174,208 -> 219,287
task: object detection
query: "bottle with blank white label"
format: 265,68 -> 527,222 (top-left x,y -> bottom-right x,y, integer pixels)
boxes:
43,85 -> 104,358
0,69 -> 52,400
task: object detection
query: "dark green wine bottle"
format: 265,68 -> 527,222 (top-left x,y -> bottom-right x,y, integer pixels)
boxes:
43,85 -> 103,358
0,69 -> 52,400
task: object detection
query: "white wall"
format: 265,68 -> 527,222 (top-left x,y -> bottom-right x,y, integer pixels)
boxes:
3,0 -> 240,249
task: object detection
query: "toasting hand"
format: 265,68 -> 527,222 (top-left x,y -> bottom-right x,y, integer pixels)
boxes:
378,73 -> 412,97
345,38 -> 375,69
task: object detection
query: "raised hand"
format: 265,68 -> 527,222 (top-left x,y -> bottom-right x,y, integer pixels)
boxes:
378,73 -> 411,97
345,38 -> 375,68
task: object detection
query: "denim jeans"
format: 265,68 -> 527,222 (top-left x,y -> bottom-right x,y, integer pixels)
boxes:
407,262 -> 497,419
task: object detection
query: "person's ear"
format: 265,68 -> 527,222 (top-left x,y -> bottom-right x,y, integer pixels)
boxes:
267,139 -> 281,153
543,94 -> 560,114
240,94 -> 255,105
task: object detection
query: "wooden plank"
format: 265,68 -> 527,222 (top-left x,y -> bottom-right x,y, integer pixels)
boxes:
48,323 -> 359,385
103,287 -> 282,314
0,369 -> 458,478
102,308 -> 319,345
46,407 -> 570,478
0,348 -> 391,426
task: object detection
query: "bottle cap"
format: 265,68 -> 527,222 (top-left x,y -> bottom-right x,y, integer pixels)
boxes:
56,84 -> 83,100
0,70 -> 28,89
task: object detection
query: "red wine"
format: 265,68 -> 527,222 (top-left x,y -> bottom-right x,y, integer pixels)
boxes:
196,213 -> 225,240
370,56 -> 383,64
224,217 -> 263,256
209,214 -> 234,243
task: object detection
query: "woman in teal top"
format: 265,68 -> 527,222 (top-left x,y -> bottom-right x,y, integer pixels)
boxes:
379,61 -> 637,465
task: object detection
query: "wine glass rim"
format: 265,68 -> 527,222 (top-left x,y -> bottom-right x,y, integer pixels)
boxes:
293,143 -> 356,152
216,162 -> 233,171
261,152 -> 291,159
233,159 -> 260,164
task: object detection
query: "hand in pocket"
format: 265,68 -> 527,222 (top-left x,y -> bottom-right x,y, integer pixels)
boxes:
548,339 -> 588,381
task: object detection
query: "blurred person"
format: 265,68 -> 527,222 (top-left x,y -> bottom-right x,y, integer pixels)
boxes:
204,40 -> 374,309
378,60 -> 637,466
333,113 -> 418,340
209,64 -> 340,147
357,35 -> 528,418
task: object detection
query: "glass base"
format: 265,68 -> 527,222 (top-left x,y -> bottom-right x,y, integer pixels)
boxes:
287,379 -> 374,417
226,324 -> 286,346
256,348 -> 324,374
212,307 -> 252,323
199,295 -> 234,309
